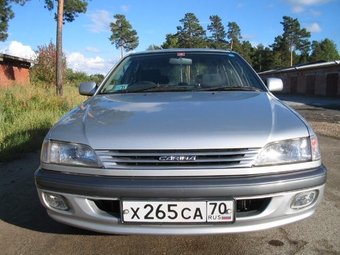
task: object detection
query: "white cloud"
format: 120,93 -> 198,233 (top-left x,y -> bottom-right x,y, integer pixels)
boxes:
0,41 -> 116,75
282,0 -> 334,12
243,34 -> 256,40
108,56 -> 121,65
121,5 -> 130,12
306,22 -> 322,33
283,0 -> 333,6
292,5 -> 305,13
310,9 -> 322,16
85,10 -> 115,33
67,52 -> 109,75
86,47 -> 100,53
0,41 -> 36,60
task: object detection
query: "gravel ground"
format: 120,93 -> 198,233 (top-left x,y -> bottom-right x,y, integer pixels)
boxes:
293,105 -> 340,139
276,94 -> 340,140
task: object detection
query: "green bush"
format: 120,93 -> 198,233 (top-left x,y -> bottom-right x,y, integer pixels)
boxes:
0,84 -> 85,162
65,69 -> 105,87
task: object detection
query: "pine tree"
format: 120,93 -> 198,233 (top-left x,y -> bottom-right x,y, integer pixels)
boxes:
227,22 -> 242,52
276,16 -> 311,66
109,14 -> 139,58
176,13 -> 207,48
0,0 -> 14,41
310,39 -> 340,62
207,15 -> 228,49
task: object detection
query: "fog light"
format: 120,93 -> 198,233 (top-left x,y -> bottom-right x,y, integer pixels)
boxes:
43,192 -> 69,211
291,191 -> 318,209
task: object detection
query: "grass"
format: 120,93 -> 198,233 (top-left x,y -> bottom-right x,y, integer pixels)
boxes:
0,84 -> 85,162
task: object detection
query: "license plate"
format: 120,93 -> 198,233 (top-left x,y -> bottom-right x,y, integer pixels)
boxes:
121,200 -> 234,223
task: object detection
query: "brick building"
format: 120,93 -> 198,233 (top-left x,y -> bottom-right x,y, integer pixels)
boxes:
0,53 -> 34,87
259,60 -> 340,97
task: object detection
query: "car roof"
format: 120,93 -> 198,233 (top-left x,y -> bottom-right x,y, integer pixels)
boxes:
126,48 -> 236,57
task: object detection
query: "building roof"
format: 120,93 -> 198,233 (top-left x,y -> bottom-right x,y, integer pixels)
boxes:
259,60 -> 340,75
0,53 -> 35,66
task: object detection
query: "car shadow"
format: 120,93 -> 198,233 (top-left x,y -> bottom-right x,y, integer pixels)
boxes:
275,93 -> 340,111
0,151 -> 104,236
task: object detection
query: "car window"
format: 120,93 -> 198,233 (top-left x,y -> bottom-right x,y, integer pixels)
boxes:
99,52 -> 265,94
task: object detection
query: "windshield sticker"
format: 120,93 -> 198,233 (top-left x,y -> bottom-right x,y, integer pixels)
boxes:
114,84 -> 129,91
228,53 -> 235,57
177,52 -> 185,57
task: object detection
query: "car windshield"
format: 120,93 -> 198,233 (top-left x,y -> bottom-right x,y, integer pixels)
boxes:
99,51 -> 266,94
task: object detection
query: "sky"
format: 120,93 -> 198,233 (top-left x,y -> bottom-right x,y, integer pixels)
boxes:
0,0 -> 339,75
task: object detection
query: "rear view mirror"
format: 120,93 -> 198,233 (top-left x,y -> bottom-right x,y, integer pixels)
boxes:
169,58 -> 192,65
265,78 -> 283,92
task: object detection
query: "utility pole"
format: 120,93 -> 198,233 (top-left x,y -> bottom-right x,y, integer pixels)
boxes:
56,0 -> 64,95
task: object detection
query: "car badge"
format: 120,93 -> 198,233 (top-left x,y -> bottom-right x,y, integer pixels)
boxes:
159,155 -> 196,161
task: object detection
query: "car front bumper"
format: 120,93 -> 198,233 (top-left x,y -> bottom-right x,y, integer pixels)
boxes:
34,165 -> 326,235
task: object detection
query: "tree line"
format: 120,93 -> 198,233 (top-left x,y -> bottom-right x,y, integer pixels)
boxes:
2,2 -> 339,92
109,13 -> 340,72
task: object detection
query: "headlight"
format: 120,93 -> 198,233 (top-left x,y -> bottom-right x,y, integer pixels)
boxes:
255,136 -> 321,166
41,140 -> 102,167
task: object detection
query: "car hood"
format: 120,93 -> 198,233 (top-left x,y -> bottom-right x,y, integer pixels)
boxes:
50,92 -> 309,150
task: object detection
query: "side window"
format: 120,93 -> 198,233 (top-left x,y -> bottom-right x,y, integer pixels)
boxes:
223,57 -> 257,87
100,59 -> 134,93
229,57 -> 262,88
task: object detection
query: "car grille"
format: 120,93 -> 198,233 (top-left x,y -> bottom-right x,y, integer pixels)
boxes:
95,148 -> 260,169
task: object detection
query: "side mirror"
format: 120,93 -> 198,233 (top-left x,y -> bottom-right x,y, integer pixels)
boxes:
79,82 -> 97,96
265,78 -> 283,92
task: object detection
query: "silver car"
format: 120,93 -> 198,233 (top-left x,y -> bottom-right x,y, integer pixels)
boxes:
35,49 -> 326,235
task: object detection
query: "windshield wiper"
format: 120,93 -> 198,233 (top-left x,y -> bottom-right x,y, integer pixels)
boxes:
113,84 -> 160,93
114,85 -> 263,93
200,86 -> 263,92
117,84 -> 193,93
